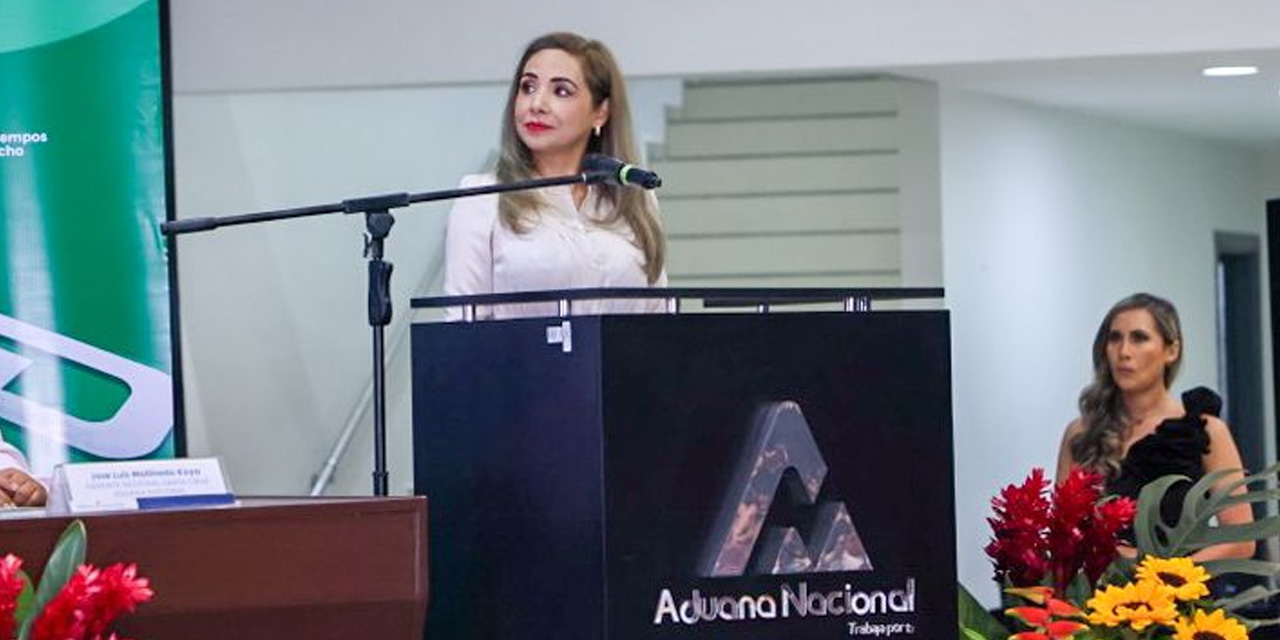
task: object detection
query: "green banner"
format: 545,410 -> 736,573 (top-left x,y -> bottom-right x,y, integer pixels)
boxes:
0,0 -> 175,474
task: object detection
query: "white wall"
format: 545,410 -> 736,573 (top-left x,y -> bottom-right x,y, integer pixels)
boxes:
172,80 -> 683,495
1267,151 -> 1280,198
940,88 -> 1269,604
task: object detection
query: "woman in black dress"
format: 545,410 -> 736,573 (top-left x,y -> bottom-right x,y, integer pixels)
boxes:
1055,293 -> 1254,560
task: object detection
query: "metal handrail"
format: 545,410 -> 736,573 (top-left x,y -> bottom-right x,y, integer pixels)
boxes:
411,286 -> 944,319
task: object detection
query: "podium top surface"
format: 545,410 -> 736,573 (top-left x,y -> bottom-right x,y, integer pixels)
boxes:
411,286 -> 945,310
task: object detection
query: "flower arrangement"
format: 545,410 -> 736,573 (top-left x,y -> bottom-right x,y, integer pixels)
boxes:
984,468 -> 1135,595
0,520 -> 152,640
961,464 -> 1280,640
999,556 -> 1249,640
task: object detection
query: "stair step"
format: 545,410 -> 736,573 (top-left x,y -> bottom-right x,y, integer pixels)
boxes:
679,77 -> 897,119
651,153 -> 897,197
668,233 -> 899,276
659,114 -> 899,159
661,192 -> 898,235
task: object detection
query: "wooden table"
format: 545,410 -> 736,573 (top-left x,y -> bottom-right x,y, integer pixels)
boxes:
0,496 -> 428,640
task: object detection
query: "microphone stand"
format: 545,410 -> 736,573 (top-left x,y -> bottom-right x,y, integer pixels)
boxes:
163,171 -> 611,496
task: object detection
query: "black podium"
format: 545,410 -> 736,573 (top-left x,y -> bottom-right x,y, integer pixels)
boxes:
411,290 -> 955,640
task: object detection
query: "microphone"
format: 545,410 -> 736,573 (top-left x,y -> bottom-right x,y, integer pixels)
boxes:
582,153 -> 662,189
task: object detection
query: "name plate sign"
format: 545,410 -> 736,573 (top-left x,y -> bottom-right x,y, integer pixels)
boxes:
48,457 -> 233,514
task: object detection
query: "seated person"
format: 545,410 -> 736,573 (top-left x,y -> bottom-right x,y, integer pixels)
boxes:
0,437 -> 47,506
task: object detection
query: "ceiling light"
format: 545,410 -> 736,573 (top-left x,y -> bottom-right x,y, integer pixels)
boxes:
1202,66 -> 1259,77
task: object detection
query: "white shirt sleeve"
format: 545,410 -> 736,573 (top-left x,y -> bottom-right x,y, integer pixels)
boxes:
0,435 -> 32,473
442,174 -> 499,321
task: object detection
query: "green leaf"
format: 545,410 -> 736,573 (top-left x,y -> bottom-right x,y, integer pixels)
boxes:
1064,570 -> 1093,605
1211,460 -> 1280,508
18,519 -> 87,640
1196,467 -> 1280,519
1214,584 -> 1274,612
1244,459 -> 1280,481
1100,555 -> 1136,587
1177,469 -> 1236,530
1188,517 -> 1280,546
1240,616 -> 1280,629
1202,557 -> 1280,578
1219,487 -> 1280,505
1134,474 -> 1189,555
957,583 -> 1007,640
1134,464 -> 1280,567
12,571 -> 33,624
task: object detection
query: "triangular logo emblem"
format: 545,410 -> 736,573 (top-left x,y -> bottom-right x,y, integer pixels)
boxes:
700,401 -> 872,577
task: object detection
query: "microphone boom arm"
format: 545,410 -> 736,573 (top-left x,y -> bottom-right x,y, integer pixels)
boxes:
159,169 -> 613,497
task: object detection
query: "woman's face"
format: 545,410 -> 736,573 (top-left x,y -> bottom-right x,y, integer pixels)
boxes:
513,48 -> 608,169
1106,308 -> 1179,394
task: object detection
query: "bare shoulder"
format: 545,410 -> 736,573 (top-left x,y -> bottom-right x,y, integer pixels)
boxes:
1056,418 -> 1086,482
1063,417 -> 1086,441
1201,415 -> 1236,443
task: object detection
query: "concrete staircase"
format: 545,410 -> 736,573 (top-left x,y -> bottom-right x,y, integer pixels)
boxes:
650,75 -> 940,289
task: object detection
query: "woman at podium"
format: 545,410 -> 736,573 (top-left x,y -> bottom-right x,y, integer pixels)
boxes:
1054,293 -> 1252,560
443,32 -> 667,320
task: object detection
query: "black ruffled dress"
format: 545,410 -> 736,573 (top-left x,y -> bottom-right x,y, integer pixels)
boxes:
1104,386 -> 1219,526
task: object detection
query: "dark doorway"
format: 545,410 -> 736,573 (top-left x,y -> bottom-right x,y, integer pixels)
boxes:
1216,231 -> 1265,476
1211,229 -> 1268,618
1270,200 -> 1280,469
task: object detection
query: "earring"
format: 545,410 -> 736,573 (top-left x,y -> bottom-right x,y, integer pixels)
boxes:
593,125 -> 602,137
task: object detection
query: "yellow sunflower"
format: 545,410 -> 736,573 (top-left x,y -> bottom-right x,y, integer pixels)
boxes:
1173,608 -> 1249,640
1086,580 -> 1178,632
1136,556 -> 1211,602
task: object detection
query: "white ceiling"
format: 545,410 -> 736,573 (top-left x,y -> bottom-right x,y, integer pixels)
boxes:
899,49 -> 1280,153
170,1 -> 1280,153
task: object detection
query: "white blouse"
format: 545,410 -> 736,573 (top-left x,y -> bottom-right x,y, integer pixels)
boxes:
442,173 -> 667,320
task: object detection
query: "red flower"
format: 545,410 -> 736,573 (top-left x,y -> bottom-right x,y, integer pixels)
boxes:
1046,469 -> 1136,591
1082,496 -> 1136,584
1044,620 -> 1087,637
1008,619 -> 1088,639
987,467 -> 1135,593
1045,469 -> 1101,591
30,563 -> 153,640
1004,591 -> 1088,640
0,554 -> 25,640
82,564 -> 153,638
985,469 -> 1052,585
1044,597 -> 1084,619
31,566 -> 98,640
1007,606 -> 1053,627
1010,633 -> 1051,640
1005,585 -> 1054,604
